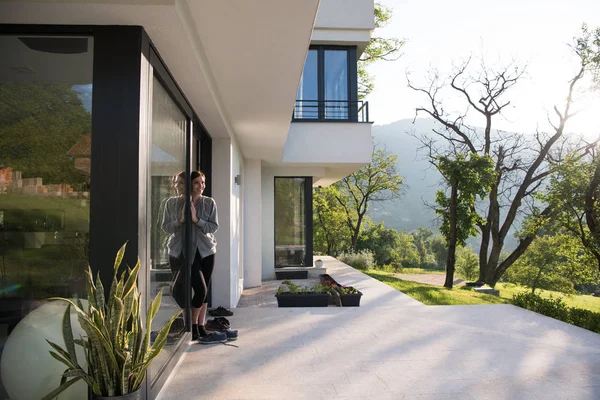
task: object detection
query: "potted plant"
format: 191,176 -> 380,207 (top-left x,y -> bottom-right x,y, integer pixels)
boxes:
335,285 -> 363,307
314,259 -> 324,268
275,280 -> 330,307
42,243 -> 182,400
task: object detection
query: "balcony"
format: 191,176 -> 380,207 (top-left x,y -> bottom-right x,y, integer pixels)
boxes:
292,100 -> 369,122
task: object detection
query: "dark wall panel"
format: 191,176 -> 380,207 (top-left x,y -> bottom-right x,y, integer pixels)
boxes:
90,26 -> 143,286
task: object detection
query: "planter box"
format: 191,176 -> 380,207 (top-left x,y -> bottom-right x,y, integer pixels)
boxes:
331,287 -> 363,307
275,293 -> 330,307
275,270 -> 308,280
338,292 -> 362,307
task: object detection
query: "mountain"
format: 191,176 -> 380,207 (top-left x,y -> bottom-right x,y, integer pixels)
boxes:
370,118 -> 519,250
370,118 -> 441,232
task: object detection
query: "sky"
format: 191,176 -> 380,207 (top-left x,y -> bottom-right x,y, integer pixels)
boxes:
366,0 -> 600,139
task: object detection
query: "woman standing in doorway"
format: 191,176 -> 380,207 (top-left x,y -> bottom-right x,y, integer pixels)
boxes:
187,170 -> 225,344
162,170 -> 225,344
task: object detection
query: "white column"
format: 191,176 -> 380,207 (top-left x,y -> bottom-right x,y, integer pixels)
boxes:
211,138 -> 232,308
243,159 -> 262,288
261,169 -> 275,280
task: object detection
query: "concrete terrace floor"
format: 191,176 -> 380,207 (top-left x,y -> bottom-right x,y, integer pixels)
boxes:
156,257 -> 600,400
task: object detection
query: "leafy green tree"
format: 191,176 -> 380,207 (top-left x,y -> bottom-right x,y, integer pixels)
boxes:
428,234 -> 448,270
334,146 -> 405,250
358,3 -> 404,98
313,185 -> 353,255
411,227 -> 435,266
435,153 -> 495,288
358,222 -> 419,268
396,230 -> 420,268
357,221 -> 401,266
503,234 -> 598,294
0,83 -> 91,185
409,26 -> 599,287
456,246 -> 479,282
542,148 -> 600,270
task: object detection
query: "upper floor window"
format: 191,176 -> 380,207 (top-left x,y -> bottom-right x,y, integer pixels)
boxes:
294,46 -> 367,122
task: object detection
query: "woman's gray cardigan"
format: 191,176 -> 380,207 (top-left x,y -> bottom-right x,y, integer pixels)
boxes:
161,195 -> 219,259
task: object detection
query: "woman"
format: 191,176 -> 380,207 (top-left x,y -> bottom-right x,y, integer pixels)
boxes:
162,170 -> 227,344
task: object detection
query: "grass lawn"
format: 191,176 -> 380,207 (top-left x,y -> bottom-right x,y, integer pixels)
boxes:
365,270 -> 508,306
396,267 -> 445,275
367,269 -> 600,312
496,283 -> 600,313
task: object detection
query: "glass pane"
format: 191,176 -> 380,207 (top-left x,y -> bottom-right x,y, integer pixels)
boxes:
324,50 -> 348,119
149,77 -> 187,381
274,178 -> 306,267
0,35 -> 92,399
295,49 -> 318,119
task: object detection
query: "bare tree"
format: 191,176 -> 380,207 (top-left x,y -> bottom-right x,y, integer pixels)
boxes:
408,37 -> 594,287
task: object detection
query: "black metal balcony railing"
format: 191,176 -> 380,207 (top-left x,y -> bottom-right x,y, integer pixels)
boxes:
292,100 -> 369,122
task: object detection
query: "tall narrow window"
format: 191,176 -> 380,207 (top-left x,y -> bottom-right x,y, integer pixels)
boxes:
274,178 -> 307,267
324,50 -> 348,119
0,35 -> 93,399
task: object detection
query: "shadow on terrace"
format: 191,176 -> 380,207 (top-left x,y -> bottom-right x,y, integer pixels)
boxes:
157,257 -> 600,400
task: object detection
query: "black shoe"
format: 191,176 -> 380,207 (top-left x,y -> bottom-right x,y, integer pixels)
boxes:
206,318 -> 229,332
208,306 -> 233,317
215,317 -> 230,328
197,331 -> 227,345
206,317 -> 231,331
225,329 -> 238,341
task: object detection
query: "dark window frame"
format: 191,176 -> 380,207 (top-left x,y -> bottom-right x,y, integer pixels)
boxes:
293,45 -> 358,122
273,176 -> 313,267
0,23 -> 213,399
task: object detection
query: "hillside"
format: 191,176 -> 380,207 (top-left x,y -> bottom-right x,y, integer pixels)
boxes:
370,118 -> 519,250
370,118 -> 440,232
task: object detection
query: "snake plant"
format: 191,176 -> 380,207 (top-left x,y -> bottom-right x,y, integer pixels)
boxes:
42,243 -> 182,399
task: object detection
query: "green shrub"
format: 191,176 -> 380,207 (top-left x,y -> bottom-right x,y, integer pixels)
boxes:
568,307 -> 600,332
338,250 -> 374,270
512,292 -> 600,334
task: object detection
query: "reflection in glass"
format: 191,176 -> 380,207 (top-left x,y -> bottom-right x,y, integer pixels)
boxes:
295,49 -> 318,119
324,50 -> 348,119
274,178 -> 306,267
149,77 -> 187,382
0,35 -> 92,398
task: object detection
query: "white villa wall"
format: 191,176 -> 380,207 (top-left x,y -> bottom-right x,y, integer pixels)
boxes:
314,0 -> 374,30
211,137 -> 243,308
312,0 -> 373,50
243,159 -> 262,288
230,140 -> 243,306
283,122 -> 372,164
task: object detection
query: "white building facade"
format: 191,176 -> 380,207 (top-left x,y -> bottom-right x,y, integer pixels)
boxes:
0,0 -> 374,398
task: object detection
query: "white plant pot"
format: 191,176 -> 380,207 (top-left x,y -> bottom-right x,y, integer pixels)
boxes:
315,260 -> 324,268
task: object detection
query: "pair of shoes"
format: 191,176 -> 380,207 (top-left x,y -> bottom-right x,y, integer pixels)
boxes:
208,306 -> 233,317
197,331 -> 228,345
205,318 -> 228,332
205,318 -> 238,341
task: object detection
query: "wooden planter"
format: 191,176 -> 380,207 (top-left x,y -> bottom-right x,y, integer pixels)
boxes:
275,293 -> 330,307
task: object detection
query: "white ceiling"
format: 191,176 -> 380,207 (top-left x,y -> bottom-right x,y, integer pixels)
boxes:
0,0 -> 319,163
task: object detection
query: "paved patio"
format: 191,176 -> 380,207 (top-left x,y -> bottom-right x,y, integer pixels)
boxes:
157,257 -> 600,400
